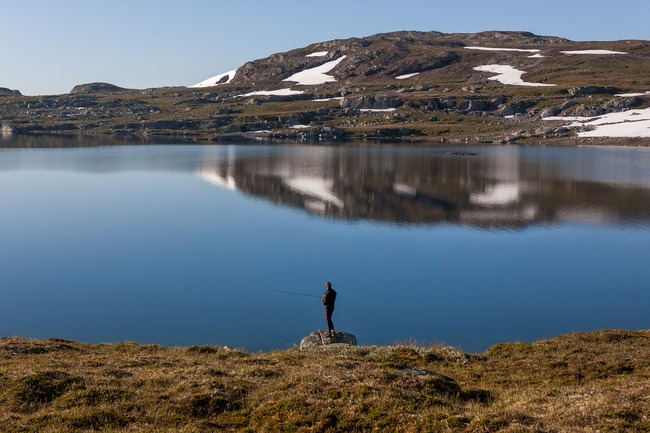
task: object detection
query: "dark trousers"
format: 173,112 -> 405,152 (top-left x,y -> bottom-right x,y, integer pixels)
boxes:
325,307 -> 334,334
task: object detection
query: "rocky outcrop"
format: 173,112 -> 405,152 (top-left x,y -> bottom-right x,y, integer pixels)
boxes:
398,364 -> 461,396
69,82 -> 126,94
498,100 -> 537,116
341,94 -> 402,110
568,86 -> 621,96
0,87 -> 21,96
300,330 -> 357,350
562,97 -> 642,117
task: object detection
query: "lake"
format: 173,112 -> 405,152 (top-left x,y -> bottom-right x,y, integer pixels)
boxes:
1,138 -> 649,352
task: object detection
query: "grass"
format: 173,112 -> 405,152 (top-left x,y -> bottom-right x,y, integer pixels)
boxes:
0,330 -> 648,432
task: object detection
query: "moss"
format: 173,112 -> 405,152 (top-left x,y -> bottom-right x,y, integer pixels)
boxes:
12,371 -> 83,412
485,341 -> 534,356
67,409 -> 131,430
0,331 -> 648,431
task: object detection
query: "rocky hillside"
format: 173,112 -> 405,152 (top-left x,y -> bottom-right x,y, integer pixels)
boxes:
2,30 -> 650,144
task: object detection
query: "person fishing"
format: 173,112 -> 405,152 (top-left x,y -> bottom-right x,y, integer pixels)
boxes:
321,281 -> 337,338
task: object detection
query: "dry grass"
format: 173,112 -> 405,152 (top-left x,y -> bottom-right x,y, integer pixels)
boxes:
0,330 -> 648,432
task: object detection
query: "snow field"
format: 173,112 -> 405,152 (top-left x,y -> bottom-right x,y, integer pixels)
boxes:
543,107 -> 650,138
396,72 -> 419,80
283,56 -> 346,86
474,64 -> 556,87
465,46 -> 540,53
190,69 -> 237,88
238,88 -> 305,97
560,49 -> 627,55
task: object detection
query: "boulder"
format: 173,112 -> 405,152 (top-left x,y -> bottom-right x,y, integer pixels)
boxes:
398,364 -> 461,396
459,99 -> 488,112
498,100 -> 535,116
300,330 -> 357,350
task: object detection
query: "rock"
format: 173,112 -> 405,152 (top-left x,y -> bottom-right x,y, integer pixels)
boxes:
459,99 -> 488,112
540,100 -> 578,117
425,98 -> 456,111
69,82 -> 126,95
341,94 -> 402,110
1,123 -> 14,135
398,364 -> 461,396
299,330 -> 357,350
568,86 -> 621,97
498,100 -> 535,116
601,97 -> 641,113
0,87 -> 21,96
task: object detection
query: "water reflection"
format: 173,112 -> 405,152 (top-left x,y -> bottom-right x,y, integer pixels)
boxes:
197,146 -> 650,228
2,142 -> 649,350
0,133 -> 178,148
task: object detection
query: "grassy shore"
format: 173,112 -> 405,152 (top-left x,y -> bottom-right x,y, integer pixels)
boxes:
1,330 -> 648,432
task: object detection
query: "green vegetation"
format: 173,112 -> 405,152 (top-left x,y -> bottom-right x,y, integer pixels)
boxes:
1,330 -> 648,432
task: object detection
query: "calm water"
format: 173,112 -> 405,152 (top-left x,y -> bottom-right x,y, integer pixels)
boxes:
1,139 -> 649,352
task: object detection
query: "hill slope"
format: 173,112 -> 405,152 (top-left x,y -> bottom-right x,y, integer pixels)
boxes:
2,30 -> 650,144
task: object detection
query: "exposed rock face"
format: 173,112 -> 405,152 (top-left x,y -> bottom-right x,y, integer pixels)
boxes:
228,30 -> 566,86
69,82 -> 125,94
568,86 -> 621,96
300,330 -> 357,350
341,94 -> 402,110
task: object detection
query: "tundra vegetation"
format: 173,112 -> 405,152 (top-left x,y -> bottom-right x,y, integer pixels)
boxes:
1,31 -> 650,145
0,330 -> 648,432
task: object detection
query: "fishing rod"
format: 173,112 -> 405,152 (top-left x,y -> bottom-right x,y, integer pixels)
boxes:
272,290 -> 321,298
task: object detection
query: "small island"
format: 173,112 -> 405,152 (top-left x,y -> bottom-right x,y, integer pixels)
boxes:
0,329 -> 648,432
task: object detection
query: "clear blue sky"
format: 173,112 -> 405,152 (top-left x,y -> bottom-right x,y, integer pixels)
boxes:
2,0 -> 649,96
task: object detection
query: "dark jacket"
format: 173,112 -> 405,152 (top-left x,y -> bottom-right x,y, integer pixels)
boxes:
321,288 -> 337,310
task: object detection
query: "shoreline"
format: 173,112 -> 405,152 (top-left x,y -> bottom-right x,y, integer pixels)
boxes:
1,326 -> 647,354
1,130 -> 649,148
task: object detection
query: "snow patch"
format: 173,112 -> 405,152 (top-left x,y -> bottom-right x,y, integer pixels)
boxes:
284,176 -> 343,207
465,46 -> 540,53
190,69 -> 237,88
306,51 -> 328,57
543,116 -> 596,122
289,125 -> 311,129
543,107 -> 650,138
470,183 -> 520,205
313,96 -> 343,102
616,91 -> 650,97
528,54 -> 545,58
198,169 -> 237,191
474,64 -> 556,87
238,88 -> 305,97
396,72 -> 419,80
283,56 -> 346,86
360,108 -> 397,113
561,49 -> 627,55
393,183 -> 416,196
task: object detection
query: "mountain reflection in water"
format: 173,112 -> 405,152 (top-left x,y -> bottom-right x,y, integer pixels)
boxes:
198,145 -> 650,228
2,142 -> 650,351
